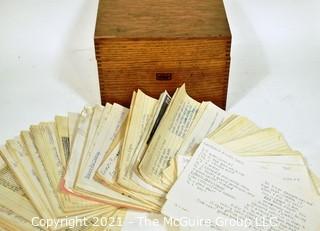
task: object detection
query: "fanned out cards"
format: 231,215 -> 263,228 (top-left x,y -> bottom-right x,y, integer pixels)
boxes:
0,84 -> 319,231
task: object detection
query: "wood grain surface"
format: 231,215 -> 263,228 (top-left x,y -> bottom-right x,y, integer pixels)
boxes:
95,0 -> 231,38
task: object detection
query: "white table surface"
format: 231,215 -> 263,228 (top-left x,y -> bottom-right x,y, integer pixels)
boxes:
1,0 -> 319,230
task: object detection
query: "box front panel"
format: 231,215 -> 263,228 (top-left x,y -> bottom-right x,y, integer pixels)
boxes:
95,38 -> 230,108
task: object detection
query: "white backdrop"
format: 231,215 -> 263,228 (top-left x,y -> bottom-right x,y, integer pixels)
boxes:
0,1 -> 319,227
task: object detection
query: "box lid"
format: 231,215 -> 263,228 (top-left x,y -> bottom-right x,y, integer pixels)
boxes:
95,0 -> 231,39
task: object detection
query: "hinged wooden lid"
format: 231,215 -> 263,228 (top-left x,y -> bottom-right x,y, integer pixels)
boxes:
95,0 -> 231,39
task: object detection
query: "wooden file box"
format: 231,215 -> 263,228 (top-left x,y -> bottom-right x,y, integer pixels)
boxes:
94,0 -> 231,108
